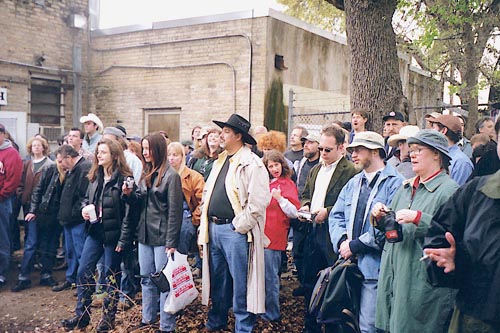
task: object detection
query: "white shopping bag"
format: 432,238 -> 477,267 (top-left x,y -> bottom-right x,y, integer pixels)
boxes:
163,251 -> 199,314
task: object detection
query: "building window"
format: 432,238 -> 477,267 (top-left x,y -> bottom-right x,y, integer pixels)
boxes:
30,77 -> 63,126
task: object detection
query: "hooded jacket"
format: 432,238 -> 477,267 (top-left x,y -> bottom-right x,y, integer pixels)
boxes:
0,139 -> 23,202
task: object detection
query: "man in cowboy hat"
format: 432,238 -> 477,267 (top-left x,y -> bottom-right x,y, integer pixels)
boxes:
79,113 -> 103,154
198,114 -> 271,333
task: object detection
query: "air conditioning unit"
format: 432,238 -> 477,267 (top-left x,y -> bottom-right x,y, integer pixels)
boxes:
40,126 -> 63,142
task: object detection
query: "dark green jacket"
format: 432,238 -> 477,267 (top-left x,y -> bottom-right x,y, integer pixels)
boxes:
376,171 -> 459,333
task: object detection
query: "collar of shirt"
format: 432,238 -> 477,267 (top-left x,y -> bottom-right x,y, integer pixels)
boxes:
321,157 -> 341,170
363,167 -> 384,184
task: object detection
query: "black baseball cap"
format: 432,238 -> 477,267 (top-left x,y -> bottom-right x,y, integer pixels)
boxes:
383,111 -> 405,122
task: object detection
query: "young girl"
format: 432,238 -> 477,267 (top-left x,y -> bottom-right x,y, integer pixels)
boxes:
262,150 -> 300,321
62,139 -> 134,332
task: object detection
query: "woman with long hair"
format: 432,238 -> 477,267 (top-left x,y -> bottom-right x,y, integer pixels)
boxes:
12,136 -> 54,291
167,142 -> 205,267
134,133 -> 183,333
62,139 -> 134,332
371,130 -> 459,333
261,150 -> 300,321
188,128 -> 223,180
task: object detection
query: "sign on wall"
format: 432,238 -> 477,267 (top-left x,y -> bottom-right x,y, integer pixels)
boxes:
0,88 -> 7,105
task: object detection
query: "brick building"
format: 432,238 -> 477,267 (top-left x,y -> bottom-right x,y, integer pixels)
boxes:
1,2 -> 440,151
0,0 -> 90,156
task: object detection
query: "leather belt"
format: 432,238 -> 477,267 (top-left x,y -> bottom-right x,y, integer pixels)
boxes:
209,216 -> 233,225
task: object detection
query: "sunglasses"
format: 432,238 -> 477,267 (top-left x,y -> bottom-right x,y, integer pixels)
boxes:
318,147 -> 334,153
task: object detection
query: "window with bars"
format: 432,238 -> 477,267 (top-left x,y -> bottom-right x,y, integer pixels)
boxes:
30,78 -> 63,126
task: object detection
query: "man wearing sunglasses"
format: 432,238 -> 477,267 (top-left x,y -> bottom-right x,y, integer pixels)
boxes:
299,125 -> 358,333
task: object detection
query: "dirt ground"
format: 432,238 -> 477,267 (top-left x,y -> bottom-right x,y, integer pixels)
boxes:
0,251 -> 305,333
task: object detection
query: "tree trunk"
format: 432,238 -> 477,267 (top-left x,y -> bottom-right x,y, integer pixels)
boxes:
344,0 -> 407,134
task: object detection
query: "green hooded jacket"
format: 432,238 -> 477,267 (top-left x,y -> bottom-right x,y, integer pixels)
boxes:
376,171 -> 459,333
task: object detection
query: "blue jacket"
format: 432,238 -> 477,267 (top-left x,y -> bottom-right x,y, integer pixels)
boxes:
449,144 -> 473,185
329,163 -> 403,279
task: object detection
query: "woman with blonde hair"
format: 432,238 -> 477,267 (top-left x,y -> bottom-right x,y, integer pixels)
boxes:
167,142 -> 205,263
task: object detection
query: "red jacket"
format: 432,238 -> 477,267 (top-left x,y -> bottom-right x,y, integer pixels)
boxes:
0,143 -> 23,202
265,177 -> 300,251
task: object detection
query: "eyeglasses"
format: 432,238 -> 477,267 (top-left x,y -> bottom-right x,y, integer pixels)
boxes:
318,147 -> 334,153
350,146 -> 368,154
409,147 -> 430,155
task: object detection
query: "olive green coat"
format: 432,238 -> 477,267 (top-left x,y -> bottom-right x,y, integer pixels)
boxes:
376,171 -> 459,333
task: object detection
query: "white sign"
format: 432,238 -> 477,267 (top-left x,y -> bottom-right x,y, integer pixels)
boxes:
0,88 -> 7,105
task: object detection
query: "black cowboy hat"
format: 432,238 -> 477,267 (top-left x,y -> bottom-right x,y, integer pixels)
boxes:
213,114 -> 257,145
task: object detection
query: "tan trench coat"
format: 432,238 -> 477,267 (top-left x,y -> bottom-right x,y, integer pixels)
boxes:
198,145 -> 271,314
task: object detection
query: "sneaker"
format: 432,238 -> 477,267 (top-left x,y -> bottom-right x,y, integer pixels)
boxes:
11,280 -> 31,292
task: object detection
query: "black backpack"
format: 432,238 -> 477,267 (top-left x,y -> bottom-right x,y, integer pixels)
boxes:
309,259 -> 364,333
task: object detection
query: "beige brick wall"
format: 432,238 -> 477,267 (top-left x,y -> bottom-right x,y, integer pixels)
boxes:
90,17 -> 269,140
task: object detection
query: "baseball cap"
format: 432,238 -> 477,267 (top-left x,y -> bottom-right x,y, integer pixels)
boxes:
383,111 -> 405,122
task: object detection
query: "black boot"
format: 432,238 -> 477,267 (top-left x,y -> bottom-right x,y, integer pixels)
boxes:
61,314 -> 90,330
96,317 -> 114,332
11,280 -> 31,292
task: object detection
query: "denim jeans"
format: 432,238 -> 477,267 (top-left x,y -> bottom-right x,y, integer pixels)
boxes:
63,223 -> 86,283
138,243 -> 176,332
263,248 -> 281,321
96,255 -> 106,293
360,279 -> 377,333
76,234 -> 122,319
0,198 -> 13,282
38,214 -> 61,280
119,245 -> 138,302
177,208 -> 196,255
18,218 -> 38,280
207,223 -> 255,333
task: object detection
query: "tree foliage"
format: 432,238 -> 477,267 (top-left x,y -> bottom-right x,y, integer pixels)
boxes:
278,0 -> 346,33
396,0 -> 500,136
278,0 -> 500,136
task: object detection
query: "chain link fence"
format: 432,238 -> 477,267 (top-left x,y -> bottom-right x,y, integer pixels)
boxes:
288,89 -> 351,135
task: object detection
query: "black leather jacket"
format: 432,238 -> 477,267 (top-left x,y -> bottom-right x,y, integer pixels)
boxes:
58,157 -> 92,227
29,163 -> 62,217
85,169 -> 134,248
136,165 -> 183,248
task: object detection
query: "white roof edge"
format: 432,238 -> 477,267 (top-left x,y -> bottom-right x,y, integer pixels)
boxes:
409,64 -> 432,77
267,9 -> 347,45
91,8 -> 347,45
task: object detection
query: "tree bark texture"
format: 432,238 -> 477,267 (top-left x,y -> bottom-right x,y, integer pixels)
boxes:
344,0 -> 407,133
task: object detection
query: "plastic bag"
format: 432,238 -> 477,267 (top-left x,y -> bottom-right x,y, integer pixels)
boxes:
163,251 -> 199,314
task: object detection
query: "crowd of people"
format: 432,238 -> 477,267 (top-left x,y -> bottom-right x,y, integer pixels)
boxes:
0,108 -> 498,333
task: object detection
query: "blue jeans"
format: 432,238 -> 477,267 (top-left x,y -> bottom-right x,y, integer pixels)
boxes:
76,234 -> 122,319
360,279 -> 377,333
0,198 -> 13,282
263,249 -> 281,321
63,223 -> 86,283
38,214 -> 61,280
18,218 -> 38,280
119,245 -> 138,302
207,223 -> 255,333
178,209 -> 196,255
138,243 -> 176,331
